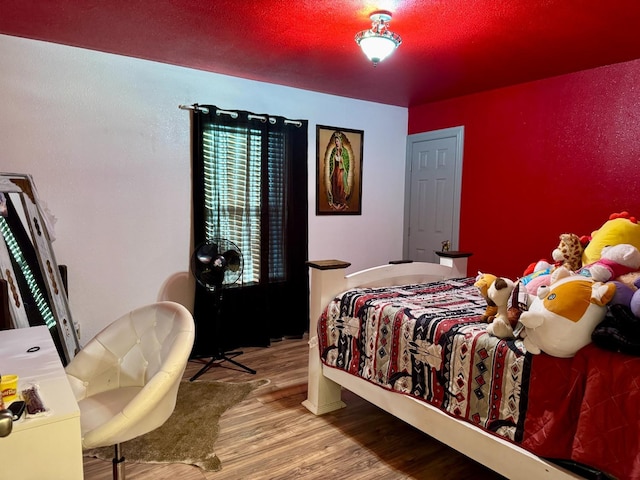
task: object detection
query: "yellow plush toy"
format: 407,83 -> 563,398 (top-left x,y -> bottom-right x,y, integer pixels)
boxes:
582,212 -> 640,266
474,272 -> 498,322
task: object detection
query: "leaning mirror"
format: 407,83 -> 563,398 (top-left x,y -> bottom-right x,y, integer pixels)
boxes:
0,173 -> 79,365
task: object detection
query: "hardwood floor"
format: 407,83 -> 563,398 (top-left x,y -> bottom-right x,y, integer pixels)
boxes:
83,335 -> 505,480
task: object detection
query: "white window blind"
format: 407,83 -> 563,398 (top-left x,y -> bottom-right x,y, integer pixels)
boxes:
202,124 -> 288,284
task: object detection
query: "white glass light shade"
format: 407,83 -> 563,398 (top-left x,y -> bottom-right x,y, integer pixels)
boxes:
355,12 -> 402,65
356,34 -> 399,64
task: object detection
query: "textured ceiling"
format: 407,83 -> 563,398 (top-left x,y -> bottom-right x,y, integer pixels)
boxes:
2,1 -> 640,107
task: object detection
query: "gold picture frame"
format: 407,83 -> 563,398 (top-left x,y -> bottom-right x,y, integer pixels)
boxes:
316,125 -> 363,215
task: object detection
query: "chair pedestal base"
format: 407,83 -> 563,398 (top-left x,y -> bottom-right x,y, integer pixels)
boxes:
113,443 -> 126,480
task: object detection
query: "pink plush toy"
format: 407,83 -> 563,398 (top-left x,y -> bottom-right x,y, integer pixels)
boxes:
578,244 -> 640,282
519,267 -> 553,296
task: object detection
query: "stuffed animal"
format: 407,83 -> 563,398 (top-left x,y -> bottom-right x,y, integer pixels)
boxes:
509,267 -> 554,325
474,272 -> 498,322
582,212 -> 640,266
592,278 -> 640,355
616,271 -> 640,291
485,277 -> 517,339
507,279 -> 531,328
519,267 -> 553,295
552,233 -> 584,271
519,267 -> 616,358
578,243 -> 640,282
609,277 -> 640,317
632,289 -> 640,318
522,259 -> 553,277
610,281 -> 637,307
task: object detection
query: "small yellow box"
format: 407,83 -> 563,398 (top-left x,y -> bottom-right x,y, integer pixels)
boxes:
1,374 -> 19,404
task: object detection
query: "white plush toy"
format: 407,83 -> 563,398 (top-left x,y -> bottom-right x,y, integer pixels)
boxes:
519,267 -> 616,358
485,277 -> 517,339
577,243 -> 640,282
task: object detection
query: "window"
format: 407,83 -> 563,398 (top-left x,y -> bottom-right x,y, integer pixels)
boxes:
190,106 -> 309,351
201,124 -> 263,283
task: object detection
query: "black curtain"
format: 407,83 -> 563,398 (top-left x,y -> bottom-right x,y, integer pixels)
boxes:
190,105 -> 308,356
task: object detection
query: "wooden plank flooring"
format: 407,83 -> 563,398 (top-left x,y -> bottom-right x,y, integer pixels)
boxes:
83,335 -> 505,479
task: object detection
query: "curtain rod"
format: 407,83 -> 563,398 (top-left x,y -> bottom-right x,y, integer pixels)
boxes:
179,104 -> 209,114
178,104 -> 302,127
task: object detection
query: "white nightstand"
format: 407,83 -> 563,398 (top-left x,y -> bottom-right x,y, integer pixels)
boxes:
0,325 -> 83,479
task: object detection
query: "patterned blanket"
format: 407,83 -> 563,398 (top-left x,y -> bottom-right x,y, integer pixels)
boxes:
317,276 -> 640,479
317,277 -> 532,443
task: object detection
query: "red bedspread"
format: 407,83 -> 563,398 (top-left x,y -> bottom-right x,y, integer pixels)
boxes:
524,344 -> 640,479
317,277 -> 640,480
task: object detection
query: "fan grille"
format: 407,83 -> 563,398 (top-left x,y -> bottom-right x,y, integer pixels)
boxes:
191,239 -> 243,290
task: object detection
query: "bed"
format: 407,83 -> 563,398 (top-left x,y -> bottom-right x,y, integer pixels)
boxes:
303,254 -> 640,480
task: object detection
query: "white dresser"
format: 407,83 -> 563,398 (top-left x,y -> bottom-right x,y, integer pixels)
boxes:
0,325 -> 83,479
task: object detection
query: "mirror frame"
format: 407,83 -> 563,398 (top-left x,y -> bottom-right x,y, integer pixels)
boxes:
0,173 -> 79,364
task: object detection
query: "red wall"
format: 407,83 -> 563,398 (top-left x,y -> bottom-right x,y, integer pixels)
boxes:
409,59 -> 640,280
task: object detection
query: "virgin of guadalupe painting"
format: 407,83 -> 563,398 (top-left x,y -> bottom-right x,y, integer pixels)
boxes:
316,125 -> 363,215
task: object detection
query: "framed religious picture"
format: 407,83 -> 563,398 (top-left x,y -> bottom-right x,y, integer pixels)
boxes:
316,125 -> 364,215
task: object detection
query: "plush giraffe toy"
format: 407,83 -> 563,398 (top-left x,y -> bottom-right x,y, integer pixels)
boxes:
552,233 -> 584,272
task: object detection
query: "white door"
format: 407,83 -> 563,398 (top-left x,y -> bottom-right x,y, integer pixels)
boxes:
403,126 -> 464,262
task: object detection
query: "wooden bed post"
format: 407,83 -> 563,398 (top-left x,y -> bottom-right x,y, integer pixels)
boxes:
303,260 -> 350,415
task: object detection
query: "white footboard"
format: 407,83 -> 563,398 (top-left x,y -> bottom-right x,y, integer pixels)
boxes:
302,253 -> 581,480
303,253 -> 470,415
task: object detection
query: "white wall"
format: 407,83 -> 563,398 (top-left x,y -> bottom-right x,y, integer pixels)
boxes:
0,34 -> 408,343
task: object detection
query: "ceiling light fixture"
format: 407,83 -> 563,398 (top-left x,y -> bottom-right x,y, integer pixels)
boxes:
355,10 -> 402,66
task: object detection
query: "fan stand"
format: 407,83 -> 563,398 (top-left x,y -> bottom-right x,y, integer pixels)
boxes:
189,349 -> 256,381
189,283 -> 256,381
